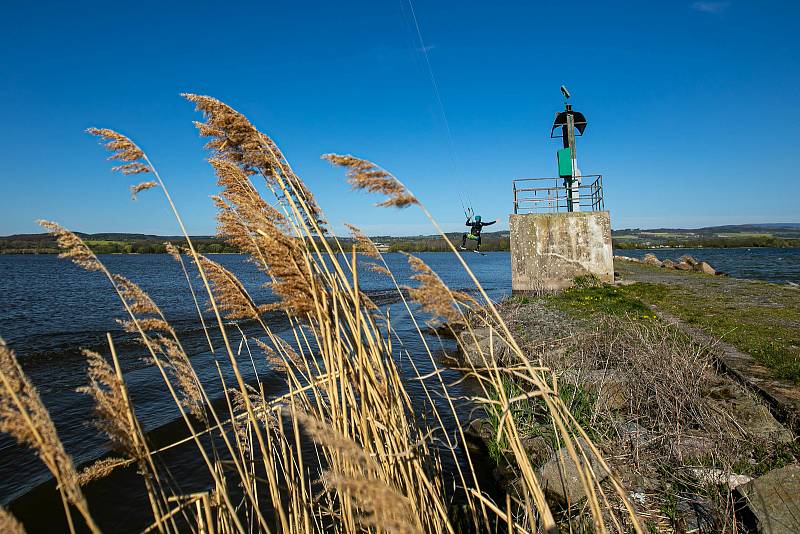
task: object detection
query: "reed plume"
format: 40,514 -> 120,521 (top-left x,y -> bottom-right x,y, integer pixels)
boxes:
131,181 -> 158,200
164,241 -> 182,262
272,336 -> 306,372
251,224 -> 320,316
38,220 -> 102,272
0,340 -> 98,532
77,457 -> 129,486
403,253 -> 475,325
369,264 -> 392,276
345,223 -> 380,259
230,384 -> 274,429
86,128 -> 151,176
0,507 -> 25,534
183,93 -> 324,228
296,412 -> 421,534
209,158 -> 321,316
195,254 -> 270,320
79,341 -> 176,531
78,349 -> 144,459
211,157 -> 288,243
322,474 -> 420,534
112,274 -> 205,422
253,338 -> 297,377
152,337 -> 205,422
295,411 -> 378,472
322,154 -> 418,208
113,275 -> 172,334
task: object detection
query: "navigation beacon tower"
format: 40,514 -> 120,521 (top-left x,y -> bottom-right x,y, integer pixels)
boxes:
509,87 -> 613,292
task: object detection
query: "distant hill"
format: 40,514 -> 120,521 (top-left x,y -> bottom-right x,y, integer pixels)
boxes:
0,232 -> 229,254
612,224 -> 800,249
0,230 -> 513,254
1,223 -> 798,254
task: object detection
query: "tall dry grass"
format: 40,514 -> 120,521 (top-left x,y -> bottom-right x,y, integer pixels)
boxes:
0,95 -> 645,533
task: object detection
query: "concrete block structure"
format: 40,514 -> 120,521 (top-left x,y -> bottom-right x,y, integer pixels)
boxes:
510,211 -> 613,292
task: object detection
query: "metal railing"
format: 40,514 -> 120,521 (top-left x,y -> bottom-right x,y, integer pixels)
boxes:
512,175 -> 604,214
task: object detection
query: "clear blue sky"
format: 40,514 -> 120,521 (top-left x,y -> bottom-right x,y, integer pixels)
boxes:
1,1 -> 798,236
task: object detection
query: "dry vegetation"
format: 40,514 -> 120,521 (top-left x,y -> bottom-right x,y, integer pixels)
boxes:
0,95 -> 644,533
471,292 -> 797,532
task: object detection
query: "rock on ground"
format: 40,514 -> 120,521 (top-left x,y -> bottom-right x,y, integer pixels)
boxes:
705,380 -> 793,444
614,255 -> 640,263
738,463 -> 800,534
690,467 -> 751,490
559,369 -> 628,411
538,438 -> 608,508
457,326 -> 514,367
693,261 -> 716,275
642,253 -> 663,267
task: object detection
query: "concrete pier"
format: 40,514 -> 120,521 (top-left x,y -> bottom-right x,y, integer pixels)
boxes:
510,211 -> 613,292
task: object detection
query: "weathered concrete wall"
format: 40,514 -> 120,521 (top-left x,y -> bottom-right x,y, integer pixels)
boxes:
510,211 -> 613,292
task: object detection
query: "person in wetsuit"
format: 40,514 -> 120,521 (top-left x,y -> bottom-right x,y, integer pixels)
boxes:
460,215 -> 496,251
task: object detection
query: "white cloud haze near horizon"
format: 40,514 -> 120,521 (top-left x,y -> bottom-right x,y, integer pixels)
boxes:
691,2 -> 731,14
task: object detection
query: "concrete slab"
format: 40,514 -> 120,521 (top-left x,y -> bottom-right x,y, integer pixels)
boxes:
510,211 -> 613,292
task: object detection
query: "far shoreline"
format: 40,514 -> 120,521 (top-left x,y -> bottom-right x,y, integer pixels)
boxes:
2,244 -> 800,256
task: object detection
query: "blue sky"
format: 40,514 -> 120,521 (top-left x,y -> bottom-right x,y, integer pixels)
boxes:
1,1 -> 798,236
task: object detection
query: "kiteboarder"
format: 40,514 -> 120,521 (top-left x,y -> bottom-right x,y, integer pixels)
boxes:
460,214 -> 496,252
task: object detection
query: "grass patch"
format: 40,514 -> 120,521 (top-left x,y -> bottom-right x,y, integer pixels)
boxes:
548,281 -> 659,320
484,378 -> 596,465
621,282 -> 800,383
733,441 -> 800,478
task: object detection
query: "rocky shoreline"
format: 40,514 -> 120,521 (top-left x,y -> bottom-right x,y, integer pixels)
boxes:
452,285 -> 799,532
614,252 -> 722,276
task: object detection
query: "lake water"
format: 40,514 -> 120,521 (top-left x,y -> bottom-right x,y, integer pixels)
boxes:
0,247 -> 796,530
618,247 -> 800,284
0,252 -> 511,531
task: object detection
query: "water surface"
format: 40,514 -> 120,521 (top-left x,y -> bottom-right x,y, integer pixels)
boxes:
617,247 -> 800,284
0,252 -> 510,530
1,246 -> 795,530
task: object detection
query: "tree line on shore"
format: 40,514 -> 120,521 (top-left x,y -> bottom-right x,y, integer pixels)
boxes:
1,232 -> 796,254
0,232 -> 513,254
0,238 -> 239,254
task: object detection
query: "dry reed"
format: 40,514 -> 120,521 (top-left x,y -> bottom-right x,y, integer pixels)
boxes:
131,181 -> 158,199
322,153 -> 418,208
184,93 -> 325,229
0,340 -> 100,533
404,253 -> 476,325
77,457 -> 129,486
79,349 -> 145,458
38,220 -> 102,272
0,94 -> 648,534
0,507 -> 25,534
345,223 -> 381,259
86,127 -> 151,176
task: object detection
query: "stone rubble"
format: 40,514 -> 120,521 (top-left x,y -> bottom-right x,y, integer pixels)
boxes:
614,253 -> 721,275
738,463 -> 800,534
